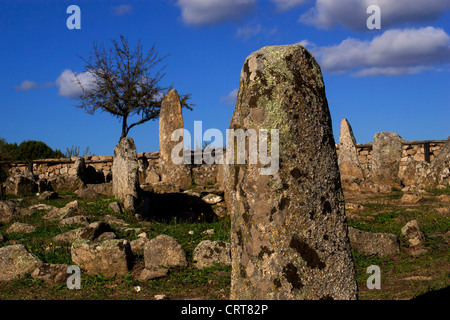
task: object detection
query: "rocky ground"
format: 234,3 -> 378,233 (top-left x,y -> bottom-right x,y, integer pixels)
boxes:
0,185 -> 449,300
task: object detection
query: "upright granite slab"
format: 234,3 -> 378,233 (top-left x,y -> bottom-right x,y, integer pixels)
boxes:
112,137 -> 139,211
338,118 -> 364,182
371,132 -> 404,187
159,89 -> 191,189
226,45 -> 358,300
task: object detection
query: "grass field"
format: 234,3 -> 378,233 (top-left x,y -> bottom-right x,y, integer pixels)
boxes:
0,187 -> 449,300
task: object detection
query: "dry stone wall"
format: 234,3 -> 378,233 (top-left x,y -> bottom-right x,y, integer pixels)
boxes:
5,138 -> 447,193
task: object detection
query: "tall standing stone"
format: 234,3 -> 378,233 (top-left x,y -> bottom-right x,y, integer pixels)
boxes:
159,89 -> 191,189
112,137 -> 139,211
227,45 -> 358,300
371,132 -> 404,187
338,118 -> 365,182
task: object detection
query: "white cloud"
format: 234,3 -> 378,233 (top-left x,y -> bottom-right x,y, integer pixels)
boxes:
301,27 -> 450,76
220,88 -> 239,105
299,0 -> 450,31
271,0 -> 309,12
14,80 -> 37,91
111,4 -> 133,16
176,0 -> 256,26
55,69 -> 97,99
236,23 -> 262,40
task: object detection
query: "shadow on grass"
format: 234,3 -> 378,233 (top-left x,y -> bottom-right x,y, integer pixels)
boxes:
412,285 -> 450,300
136,191 -> 216,223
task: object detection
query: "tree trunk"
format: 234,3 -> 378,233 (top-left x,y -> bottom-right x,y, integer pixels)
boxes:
121,115 -> 128,140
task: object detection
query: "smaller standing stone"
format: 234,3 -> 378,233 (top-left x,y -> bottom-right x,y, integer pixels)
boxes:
338,118 -> 365,182
159,89 -> 191,189
112,137 -> 140,211
371,132 -> 404,187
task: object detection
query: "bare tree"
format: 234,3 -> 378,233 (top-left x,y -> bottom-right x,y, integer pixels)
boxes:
75,35 -> 192,141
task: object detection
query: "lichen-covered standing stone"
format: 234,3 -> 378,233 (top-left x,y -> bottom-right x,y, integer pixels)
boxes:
371,132 -> 404,187
338,118 -> 364,182
227,45 -> 358,300
159,89 -> 191,189
112,137 -> 140,210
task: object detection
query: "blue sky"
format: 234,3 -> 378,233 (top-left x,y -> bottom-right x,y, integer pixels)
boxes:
1,0 -> 449,156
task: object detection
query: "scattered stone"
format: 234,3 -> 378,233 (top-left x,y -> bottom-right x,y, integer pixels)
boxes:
0,201 -> 16,224
183,190 -> 201,198
53,228 -> 82,243
130,237 -> 149,255
227,44 -> 357,300
75,187 -> 99,200
59,215 -> 90,227
43,200 -> 86,221
159,89 -> 192,189
401,220 -> 425,247
0,244 -> 42,281
5,222 -> 36,234
97,232 -> 116,241
87,183 -> 113,196
76,221 -> 112,241
348,227 -> 400,258
154,294 -> 167,300
202,229 -> 215,235
144,234 -> 187,271
438,194 -> 450,203
47,175 -> 85,193
108,202 -> 122,213
193,240 -> 231,270
138,268 -> 168,281
29,204 -> 57,211
145,167 -> 161,184
112,137 -> 140,211
103,215 -> 129,227
5,171 -> 37,196
403,276 -> 433,281
31,263 -> 70,285
71,239 -> 133,277
401,193 -> 423,204
37,191 -> 58,201
202,194 -> 223,205
151,182 -> 181,194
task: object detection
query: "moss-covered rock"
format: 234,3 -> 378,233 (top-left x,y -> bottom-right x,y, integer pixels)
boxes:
227,44 -> 358,300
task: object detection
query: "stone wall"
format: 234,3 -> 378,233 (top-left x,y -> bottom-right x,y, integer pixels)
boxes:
5,139 -> 446,191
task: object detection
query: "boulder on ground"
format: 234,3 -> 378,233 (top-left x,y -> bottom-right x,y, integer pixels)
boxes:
193,240 -> 231,269
5,222 -> 36,234
0,201 -> 17,224
0,244 -> 42,281
348,227 -> 400,258
401,220 -> 425,247
31,263 -> 70,285
5,171 -> 37,196
71,239 -> 133,277
144,234 -> 187,270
